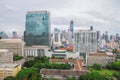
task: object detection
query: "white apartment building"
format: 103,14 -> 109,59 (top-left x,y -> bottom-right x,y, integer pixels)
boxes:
0,49 -> 13,63
53,30 -> 62,47
24,46 -> 49,57
73,28 -> 97,54
0,39 -> 24,56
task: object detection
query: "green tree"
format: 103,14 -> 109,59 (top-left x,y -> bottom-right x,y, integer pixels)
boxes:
112,61 -> 120,70
34,56 -> 49,63
113,72 -> 120,80
106,61 -> 120,70
23,60 -> 35,68
16,68 -> 38,80
67,76 -> 76,80
78,72 -> 107,80
4,76 -> 16,80
13,54 -> 23,61
31,73 -> 42,80
92,64 -> 101,70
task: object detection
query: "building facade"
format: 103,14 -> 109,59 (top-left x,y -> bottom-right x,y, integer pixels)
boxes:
24,46 -> 49,57
87,53 -> 115,67
0,49 -> 13,63
53,28 -> 62,47
73,28 -> 97,54
0,39 -> 24,56
0,64 -> 21,80
25,11 -> 51,46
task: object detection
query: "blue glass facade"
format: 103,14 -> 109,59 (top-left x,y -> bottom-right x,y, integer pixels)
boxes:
25,11 -> 50,46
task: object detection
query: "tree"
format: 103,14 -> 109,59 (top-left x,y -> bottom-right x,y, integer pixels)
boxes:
31,73 -> 42,80
4,76 -> 16,80
13,54 -> 23,61
92,64 -> 101,70
16,68 -> 38,80
106,61 -> 120,70
67,76 -> 76,80
113,72 -> 120,80
112,61 -> 120,70
78,72 -> 107,80
23,60 -> 35,68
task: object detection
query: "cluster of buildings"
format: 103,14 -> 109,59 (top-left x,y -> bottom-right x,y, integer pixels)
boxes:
0,49 -> 21,80
0,10 -> 119,79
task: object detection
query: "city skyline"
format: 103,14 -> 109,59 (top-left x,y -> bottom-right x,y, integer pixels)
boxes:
0,0 -> 120,36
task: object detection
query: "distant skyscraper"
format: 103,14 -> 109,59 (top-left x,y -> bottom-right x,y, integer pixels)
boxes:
25,11 -> 50,46
70,20 -> 74,38
102,34 -> 105,39
53,28 -> 62,47
13,31 -> 18,39
116,33 -> 119,42
0,32 -> 8,39
97,31 -> 100,40
105,31 -> 108,42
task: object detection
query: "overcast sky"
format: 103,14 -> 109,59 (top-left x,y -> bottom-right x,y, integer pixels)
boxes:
0,0 -> 120,37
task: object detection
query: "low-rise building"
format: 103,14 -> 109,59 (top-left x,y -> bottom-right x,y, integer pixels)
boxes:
0,49 -> 13,63
87,53 -> 115,67
40,69 -> 89,79
0,63 -> 21,80
45,50 -> 79,59
0,39 -> 24,56
24,46 -> 49,57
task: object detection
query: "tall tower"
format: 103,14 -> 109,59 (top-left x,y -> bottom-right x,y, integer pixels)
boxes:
105,31 -> 108,42
70,20 -> 74,38
25,11 -> 51,46
13,31 -> 18,39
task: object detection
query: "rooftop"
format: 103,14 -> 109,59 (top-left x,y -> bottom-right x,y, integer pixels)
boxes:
24,46 -> 49,48
0,39 -> 23,43
0,63 -> 20,68
27,11 -> 49,14
40,69 -> 89,76
89,53 -> 107,56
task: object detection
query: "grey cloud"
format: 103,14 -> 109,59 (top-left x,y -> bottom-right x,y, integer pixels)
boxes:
0,0 -> 120,37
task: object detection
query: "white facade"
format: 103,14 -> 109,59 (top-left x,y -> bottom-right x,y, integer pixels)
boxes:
45,50 -> 79,59
24,46 -> 49,57
53,31 -> 62,47
73,29 -> 97,54
0,49 -> 13,63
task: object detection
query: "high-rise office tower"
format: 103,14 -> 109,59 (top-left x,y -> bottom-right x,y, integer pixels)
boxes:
25,11 -> 50,46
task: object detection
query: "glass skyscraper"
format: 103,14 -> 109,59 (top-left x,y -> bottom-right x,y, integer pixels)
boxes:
25,11 -> 50,46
